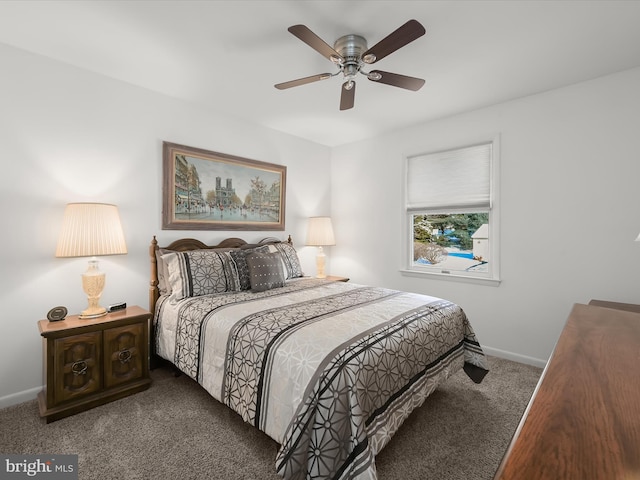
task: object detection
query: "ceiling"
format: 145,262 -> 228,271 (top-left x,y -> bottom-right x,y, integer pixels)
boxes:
1,0 -> 640,147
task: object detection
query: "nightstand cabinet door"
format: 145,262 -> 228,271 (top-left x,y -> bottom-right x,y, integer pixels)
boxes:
104,323 -> 144,388
54,331 -> 102,403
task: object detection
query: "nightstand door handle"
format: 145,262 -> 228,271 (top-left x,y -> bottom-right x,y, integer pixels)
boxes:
71,360 -> 88,376
118,349 -> 132,364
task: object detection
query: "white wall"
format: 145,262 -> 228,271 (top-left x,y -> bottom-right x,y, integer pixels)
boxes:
330,67 -> 640,366
0,44 -> 331,406
2,39 -> 639,407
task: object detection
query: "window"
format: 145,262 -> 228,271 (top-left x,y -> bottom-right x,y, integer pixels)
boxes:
403,140 -> 499,284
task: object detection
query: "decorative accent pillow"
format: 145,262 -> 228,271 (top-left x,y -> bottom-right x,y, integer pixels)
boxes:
156,248 -> 175,295
246,251 -> 286,292
163,250 -> 240,301
270,242 -> 304,279
229,246 -> 270,291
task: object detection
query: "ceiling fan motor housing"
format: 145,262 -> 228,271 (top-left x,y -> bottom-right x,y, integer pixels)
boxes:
333,34 -> 368,81
333,34 -> 368,58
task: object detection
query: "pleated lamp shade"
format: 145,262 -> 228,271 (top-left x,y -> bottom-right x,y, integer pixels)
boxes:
56,203 -> 127,258
306,217 -> 336,246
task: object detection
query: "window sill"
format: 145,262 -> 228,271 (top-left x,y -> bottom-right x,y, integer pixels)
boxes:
399,269 -> 501,287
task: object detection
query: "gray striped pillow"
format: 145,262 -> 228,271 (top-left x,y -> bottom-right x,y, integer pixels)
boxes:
163,250 -> 240,300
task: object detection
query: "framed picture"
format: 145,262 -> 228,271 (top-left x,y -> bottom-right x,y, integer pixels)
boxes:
162,142 -> 286,231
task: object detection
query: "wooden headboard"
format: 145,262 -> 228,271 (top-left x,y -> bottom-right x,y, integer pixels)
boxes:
148,235 -> 292,314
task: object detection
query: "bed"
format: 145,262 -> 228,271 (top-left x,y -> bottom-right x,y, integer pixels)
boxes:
148,235 -> 489,480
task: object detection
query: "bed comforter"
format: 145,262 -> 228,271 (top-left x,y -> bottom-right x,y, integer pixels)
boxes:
154,278 -> 488,480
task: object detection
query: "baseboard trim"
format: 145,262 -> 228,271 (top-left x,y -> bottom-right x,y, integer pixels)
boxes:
482,346 -> 547,369
0,386 -> 41,409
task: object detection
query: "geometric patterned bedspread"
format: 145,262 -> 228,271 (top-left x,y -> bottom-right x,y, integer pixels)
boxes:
154,278 -> 489,480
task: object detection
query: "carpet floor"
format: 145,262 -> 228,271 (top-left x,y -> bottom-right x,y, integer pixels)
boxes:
0,356 -> 541,479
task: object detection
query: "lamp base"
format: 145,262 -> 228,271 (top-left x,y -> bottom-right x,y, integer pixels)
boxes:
79,307 -> 108,320
315,246 -> 326,279
80,258 -> 107,320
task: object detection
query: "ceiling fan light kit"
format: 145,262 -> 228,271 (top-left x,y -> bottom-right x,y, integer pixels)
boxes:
275,19 -> 426,110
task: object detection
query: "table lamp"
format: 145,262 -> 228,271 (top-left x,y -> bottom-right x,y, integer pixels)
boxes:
306,216 -> 335,278
55,203 -> 128,319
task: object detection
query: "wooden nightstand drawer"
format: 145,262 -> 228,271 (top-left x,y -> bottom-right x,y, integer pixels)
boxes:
54,331 -> 101,403
104,323 -> 144,388
38,305 -> 151,423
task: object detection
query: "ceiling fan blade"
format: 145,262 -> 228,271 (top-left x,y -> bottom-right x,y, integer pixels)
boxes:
361,19 -> 426,64
340,81 -> 355,110
288,25 -> 344,62
275,73 -> 333,90
367,70 -> 425,91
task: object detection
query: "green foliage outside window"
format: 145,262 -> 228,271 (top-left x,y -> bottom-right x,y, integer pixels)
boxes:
413,213 -> 488,251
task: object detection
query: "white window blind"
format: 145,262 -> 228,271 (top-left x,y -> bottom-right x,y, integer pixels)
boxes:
407,143 -> 492,212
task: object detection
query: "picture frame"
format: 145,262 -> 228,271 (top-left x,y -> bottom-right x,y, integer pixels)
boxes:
162,142 -> 286,231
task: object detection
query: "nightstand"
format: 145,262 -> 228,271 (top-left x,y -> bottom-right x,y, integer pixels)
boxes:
325,275 -> 350,282
37,305 -> 151,423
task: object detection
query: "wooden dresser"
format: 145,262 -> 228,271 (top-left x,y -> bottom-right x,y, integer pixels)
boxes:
494,300 -> 640,480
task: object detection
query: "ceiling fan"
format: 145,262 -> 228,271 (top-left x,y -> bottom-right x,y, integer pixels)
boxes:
275,19 -> 426,111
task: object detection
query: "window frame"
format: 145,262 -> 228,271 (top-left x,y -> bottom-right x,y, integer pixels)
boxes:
401,137 -> 501,286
